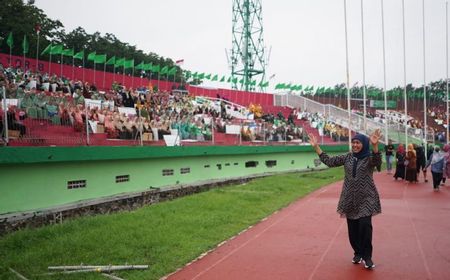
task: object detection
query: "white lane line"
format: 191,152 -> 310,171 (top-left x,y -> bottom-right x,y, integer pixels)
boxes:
403,184 -> 432,279
307,220 -> 345,280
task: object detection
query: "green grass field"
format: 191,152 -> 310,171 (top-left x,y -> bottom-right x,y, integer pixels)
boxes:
0,167 -> 345,280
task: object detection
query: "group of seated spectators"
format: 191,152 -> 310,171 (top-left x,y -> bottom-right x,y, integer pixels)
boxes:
0,65 -> 313,145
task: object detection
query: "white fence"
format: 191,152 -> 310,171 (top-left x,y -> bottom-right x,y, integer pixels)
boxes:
274,93 -> 434,144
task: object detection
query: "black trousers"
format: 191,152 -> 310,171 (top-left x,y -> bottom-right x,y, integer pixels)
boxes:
431,171 -> 443,189
347,216 -> 373,260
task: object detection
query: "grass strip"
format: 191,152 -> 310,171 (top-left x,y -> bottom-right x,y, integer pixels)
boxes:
0,167 -> 344,280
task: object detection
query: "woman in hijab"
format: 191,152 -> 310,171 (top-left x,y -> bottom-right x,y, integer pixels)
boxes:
441,144 -> 450,186
405,144 -> 417,184
394,144 -> 406,180
308,129 -> 382,270
425,146 -> 446,191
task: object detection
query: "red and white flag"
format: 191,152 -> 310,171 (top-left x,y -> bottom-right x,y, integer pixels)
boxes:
175,59 -> 184,65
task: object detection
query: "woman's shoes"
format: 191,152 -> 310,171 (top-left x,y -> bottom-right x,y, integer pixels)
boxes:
352,255 -> 362,264
363,258 -> 375,269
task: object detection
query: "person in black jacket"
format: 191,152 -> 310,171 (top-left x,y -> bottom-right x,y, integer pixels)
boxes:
415,144 -> 428,183
308,129 -> 382,270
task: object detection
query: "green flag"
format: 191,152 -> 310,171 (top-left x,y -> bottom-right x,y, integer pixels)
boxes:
192,72 -> 198,79
106,56 -> 116,65
50,44 -> 63,55
184,71 -> 192,79
219,76 -> 225,82
227,77 -> 231,83
231,77 -> 238,84
41,43 -> 52,56
143,63 -> 152,71
211,74 -> 218,81
22,35 -> 29,54
87,51 -> 96,61
124,59 -> 134,69
275,83 -> 284,90
115,58 -> 125,67
168,66 -> 177,76
6,32 -> 13,48
62,48 -> 74,57
198,73 -> 205,79
94,54 -> 106,64
74,50 -> 84,60
160,65 -> 169,75
135,61 -> 145,70
205,73 -> 211,80
152,64 -> 160,73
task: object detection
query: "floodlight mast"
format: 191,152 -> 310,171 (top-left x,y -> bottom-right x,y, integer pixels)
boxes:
230,0 -> 267,92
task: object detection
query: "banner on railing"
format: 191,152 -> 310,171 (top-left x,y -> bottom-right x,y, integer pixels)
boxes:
226,124 -> 241,135
84,99 -> 115,111
118,107 -> 137,116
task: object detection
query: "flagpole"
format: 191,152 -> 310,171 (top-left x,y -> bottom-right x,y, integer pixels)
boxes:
422,0 -> 428,147
132,66 -> 135,89
113,65 -> 116,86
381,0 -> 388,144
23,49 -> 26,71
446,1 -> 449,144
122,65 -> 125,86
103,61 -> 106,89
344,0 -> 352,150
8,33 -> 12,67
49,47 -> 52,76
72,54 -> 75,80
82,54 -> 85,82
360,0 -> 367,132
402,0 -> 408,147
149,72 -> 152,90
36,31 -> 40,72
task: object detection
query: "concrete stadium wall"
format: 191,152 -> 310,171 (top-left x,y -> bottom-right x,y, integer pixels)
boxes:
0,145 -> 348,216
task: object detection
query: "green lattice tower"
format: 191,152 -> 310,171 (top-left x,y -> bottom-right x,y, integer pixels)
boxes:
231,0 -> 266,92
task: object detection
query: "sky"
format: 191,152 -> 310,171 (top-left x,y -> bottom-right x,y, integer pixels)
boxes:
35,0 -> 449,91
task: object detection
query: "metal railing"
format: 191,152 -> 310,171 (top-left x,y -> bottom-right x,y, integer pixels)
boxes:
274,93 -> 435,144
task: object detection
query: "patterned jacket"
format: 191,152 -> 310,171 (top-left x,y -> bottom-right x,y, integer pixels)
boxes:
319,152 -> 382,219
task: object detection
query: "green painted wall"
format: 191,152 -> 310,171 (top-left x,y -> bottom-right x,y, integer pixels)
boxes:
0,145 -> 348,215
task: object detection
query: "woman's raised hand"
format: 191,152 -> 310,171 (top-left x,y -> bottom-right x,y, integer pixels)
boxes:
308,132 -> 318,148
370,129 -> 382,146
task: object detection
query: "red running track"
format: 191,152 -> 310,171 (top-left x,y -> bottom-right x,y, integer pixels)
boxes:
166,172 -> 450,280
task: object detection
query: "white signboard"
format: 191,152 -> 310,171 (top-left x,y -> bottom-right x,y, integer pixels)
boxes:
225,124 -> 241,135
118,107 -> 137,116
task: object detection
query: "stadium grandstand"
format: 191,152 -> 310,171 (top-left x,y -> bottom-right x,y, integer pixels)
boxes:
2,1 -> 450,280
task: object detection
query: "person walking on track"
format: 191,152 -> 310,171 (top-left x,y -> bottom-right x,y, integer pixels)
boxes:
308,129 -> 382,269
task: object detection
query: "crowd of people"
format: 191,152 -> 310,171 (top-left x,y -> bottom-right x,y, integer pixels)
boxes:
388,141 -> 449,191
4,62 -> 449,147
0,65 -> 314,145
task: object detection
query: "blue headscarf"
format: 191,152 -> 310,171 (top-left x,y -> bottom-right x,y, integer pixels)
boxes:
351,134 -> 370,178
351,134 -> 370,159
